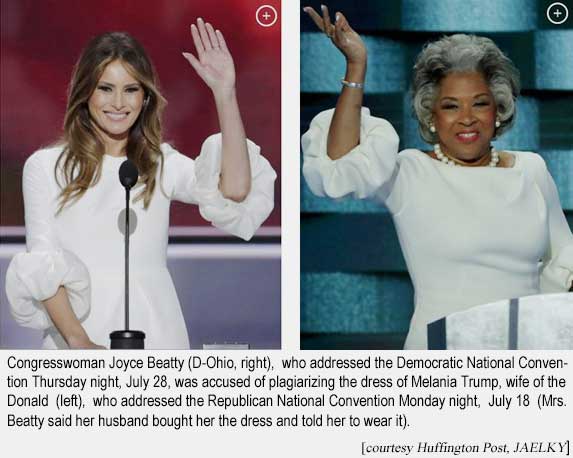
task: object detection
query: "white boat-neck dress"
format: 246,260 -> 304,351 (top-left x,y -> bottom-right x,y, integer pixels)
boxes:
6,134 -> 276,349
302,108 -> 573,349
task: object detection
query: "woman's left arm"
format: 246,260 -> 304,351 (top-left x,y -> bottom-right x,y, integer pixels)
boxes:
538,158 -> 573,292
183,18 -> 251,202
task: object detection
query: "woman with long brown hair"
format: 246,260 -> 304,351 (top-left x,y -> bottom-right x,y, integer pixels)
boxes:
5,19 -> 276,349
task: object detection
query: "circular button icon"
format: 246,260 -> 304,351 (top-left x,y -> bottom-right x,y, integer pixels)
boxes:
256,5 -> 278,28
546,2 -> 569,25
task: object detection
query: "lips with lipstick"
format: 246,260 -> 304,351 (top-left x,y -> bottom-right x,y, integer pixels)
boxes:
104,111 -> 129,121
456,130 -> 480,144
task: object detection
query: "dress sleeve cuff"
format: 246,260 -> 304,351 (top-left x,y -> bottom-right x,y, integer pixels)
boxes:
5,250 -> 91,330
540,245 -> 573,293
193,133 -> 276,241
301,107 -> 400,200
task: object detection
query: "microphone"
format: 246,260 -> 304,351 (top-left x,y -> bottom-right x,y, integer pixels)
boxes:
119,159 -> 139,189
110,159 -> 146,349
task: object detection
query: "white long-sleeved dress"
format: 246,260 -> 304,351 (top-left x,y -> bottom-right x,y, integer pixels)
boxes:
5,134 -> 276,349
302,108 -> 573,349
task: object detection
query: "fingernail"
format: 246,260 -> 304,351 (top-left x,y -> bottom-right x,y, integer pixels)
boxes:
321,4 -> 325,10
181,52 -> 190,59
198,17 -> 203,22
335,13 -> 340,22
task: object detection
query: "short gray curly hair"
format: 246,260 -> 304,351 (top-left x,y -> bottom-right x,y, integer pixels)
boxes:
411,34 -> 520,143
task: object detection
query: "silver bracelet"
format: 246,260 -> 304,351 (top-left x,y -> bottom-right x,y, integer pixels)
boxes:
341,79 -> 364,89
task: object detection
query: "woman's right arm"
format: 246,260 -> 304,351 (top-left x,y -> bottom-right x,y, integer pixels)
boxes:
301,7 -> 400,204
5,151 -> 103,349
303,5 -> 367,159
43,287 -> 104,349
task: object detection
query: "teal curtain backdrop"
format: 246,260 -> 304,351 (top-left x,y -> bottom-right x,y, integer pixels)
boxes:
300,0 -> 573,349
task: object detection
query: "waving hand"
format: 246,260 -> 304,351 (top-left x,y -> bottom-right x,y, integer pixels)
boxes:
303,5 -> 367,66
182,18 -> 235,97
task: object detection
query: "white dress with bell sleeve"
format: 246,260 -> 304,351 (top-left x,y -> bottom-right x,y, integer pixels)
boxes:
302,108 -> 573,349
5,134 -> 276,349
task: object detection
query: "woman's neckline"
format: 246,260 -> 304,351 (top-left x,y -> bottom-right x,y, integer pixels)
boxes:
103,153 -> 127,161
418,150 -> 519,169
102,153 -> 128,168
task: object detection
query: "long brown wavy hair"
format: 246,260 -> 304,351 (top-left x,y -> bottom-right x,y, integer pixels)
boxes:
56,32 -> 166,211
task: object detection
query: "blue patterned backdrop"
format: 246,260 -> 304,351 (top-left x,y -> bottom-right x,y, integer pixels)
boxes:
300,0 -> 573,349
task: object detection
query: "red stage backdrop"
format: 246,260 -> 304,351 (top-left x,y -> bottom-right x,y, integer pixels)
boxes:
0,0 -> 281,228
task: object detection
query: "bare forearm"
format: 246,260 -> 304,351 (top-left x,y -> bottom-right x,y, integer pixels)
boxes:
327,62 -> 366,160
42,287 -> 96,349
214,89 -> 251,202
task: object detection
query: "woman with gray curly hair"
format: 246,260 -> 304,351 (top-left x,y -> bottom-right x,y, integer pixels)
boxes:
302,6 -> 573,349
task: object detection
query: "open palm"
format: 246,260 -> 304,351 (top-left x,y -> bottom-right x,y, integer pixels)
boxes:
304,6 -> 366,65
183,18 -> 235,96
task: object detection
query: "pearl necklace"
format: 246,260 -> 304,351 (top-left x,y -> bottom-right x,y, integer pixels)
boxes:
434,143 -> 499,167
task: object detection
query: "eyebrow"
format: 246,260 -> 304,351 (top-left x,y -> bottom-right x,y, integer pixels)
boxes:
440,93 -> 491,102
98,81 -> 141,88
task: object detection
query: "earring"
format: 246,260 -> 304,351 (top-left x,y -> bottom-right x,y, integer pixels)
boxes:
143,96 -> 150,106
429,124 -> 436,133
495,118 -> 501,128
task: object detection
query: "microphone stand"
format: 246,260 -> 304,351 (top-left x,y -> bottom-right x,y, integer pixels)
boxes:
110,160 -> 145,349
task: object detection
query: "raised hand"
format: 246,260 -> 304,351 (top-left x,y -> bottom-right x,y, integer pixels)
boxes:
182,18 -> 235,97
303,5 -> 367,66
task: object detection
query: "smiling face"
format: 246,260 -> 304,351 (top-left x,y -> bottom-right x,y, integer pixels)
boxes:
433,71 -> 497,162
88,59 -> 145,149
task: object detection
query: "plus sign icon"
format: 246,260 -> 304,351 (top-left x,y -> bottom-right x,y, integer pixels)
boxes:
256,5 -> 278,28
546,2 -> 569,25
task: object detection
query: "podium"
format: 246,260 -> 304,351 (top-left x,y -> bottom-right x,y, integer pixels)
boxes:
428,293 -> 573,350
